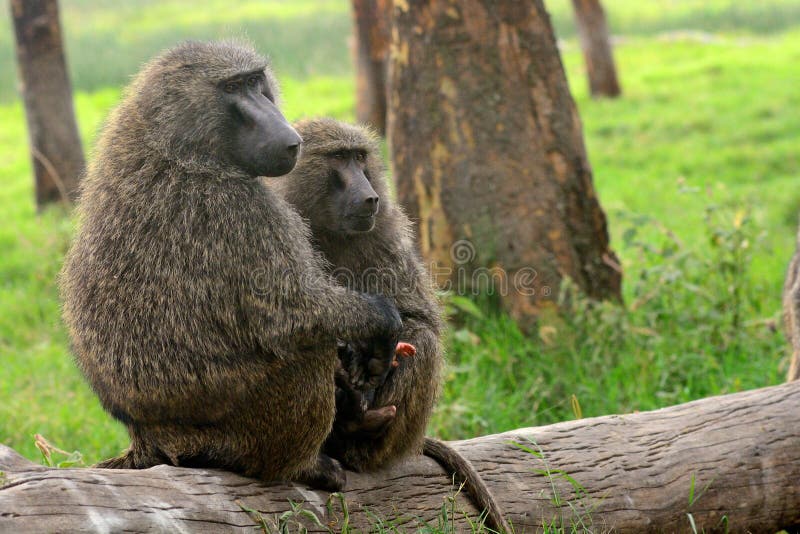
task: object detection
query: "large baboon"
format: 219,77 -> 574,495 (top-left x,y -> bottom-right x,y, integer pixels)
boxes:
268,118 -> 444,471
59,42 -> 401,490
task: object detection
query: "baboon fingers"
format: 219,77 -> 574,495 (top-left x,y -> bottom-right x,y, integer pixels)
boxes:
341,405 -> 396,438
393,341 -> 417,366
395,342 -> 417,358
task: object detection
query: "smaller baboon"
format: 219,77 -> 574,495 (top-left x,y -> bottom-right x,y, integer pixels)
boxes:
784,225 -> 800,381
60,42 -> 401,491
268,118 -> 444,471
268,119 -> 510,532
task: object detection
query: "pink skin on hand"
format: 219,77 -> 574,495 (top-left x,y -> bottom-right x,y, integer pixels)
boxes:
393,342 -> 416,367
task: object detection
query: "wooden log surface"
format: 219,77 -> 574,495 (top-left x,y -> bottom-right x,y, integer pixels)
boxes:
2,381 -> 799,533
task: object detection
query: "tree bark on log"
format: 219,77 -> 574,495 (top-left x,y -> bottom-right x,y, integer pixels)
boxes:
571,0 -> 621,98
2,382 -> 799,532
10,0 -> 85,208
387,0 -> 621,328
351,0 -> 391,135
784,223 -> 800,381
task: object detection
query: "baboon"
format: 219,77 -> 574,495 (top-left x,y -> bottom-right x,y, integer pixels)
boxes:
268,118 -> 444,470
59,41 -> 402,491
269,119 -> 510,532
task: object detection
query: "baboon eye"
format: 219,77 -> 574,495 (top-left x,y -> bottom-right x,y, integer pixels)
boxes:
247,76 -> 259,88
355,152 -> 367,162
224,81 -> 241,93
331,151 -> 346,160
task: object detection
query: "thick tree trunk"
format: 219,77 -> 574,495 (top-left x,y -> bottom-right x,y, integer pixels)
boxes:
2,382 -> 799,532
387,0 -> 621,326
784,223 -> 800,381
351,0 -> 391,135
11,0 -> 84,208
571,0 -> 622,98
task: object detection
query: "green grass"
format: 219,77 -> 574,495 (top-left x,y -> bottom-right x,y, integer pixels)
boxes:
546,0 -> 800,38
435,28 -> 799,439
1,0 -> 798,486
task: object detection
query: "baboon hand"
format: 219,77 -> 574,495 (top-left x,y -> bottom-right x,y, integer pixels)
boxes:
368,294 -> 403,339
393,341 -> 416,367
338,294 -> 398,391
359,405 -> 397,435
334,401 -> 397,439
334,362 -> 369,424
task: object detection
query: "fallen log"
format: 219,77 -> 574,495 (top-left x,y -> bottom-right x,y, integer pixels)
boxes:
2,381 -> 799,533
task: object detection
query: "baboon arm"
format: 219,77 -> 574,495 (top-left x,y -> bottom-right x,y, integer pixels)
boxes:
242,284 -> 391,353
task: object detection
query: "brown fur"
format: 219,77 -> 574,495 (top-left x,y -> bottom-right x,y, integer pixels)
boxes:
60,42 -> 399,487
268,119 -> 444,471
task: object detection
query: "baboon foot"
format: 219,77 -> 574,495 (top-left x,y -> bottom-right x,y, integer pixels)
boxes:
95,449 -> 136,469
338,404 -> 396,438
294,454 -> 346,492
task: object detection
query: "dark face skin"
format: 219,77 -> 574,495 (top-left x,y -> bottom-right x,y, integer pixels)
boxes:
326,149 -> 379,234
221,70 -> 302,177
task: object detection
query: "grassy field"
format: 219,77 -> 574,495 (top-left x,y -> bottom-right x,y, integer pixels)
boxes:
1,0 -> 798,501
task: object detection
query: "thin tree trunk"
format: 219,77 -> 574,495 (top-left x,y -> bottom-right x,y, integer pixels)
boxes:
2,382 -> 800,532
387,0 -> 621,327
571,0 -> 622,98
351,0 -> 391,135
784,222 -> 800,381
11,0 -> 84,208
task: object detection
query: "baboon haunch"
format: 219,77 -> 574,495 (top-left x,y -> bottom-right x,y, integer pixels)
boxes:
268,118 -> 444,471
59,41 -> 401,490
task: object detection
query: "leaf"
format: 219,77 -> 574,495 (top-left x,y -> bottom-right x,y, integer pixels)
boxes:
507,440 -> 543,458
687,513 -> 698,534
539,325 -> 557,346
452,328 -> 480,345
622,227 -> 638,246
447,295 -> 484,319
570,394 -> 583,419
733,209 -> 747,229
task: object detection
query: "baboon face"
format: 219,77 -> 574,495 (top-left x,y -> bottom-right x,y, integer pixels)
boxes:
134,41 -> 302,177
281,119 -> 387,235
220,69 -> 302,177
325,148 -> 379,233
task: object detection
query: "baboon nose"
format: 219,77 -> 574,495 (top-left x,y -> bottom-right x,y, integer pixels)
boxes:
286,142 -> 300,159
364,195 -> 379,214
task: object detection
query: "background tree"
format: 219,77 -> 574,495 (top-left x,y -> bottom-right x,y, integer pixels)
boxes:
387,0 -> 622,325
351,0 -> 391,134
11,0 -> 84,208
571,0 -> 621,98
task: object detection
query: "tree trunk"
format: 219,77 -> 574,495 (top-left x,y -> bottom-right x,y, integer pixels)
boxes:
11,0 -> 84,208
351,0 -> 391,135
784,222 -> 800,381
2,382 -> 799,532
571,0 -> 622,98
387,0 -> 621,326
